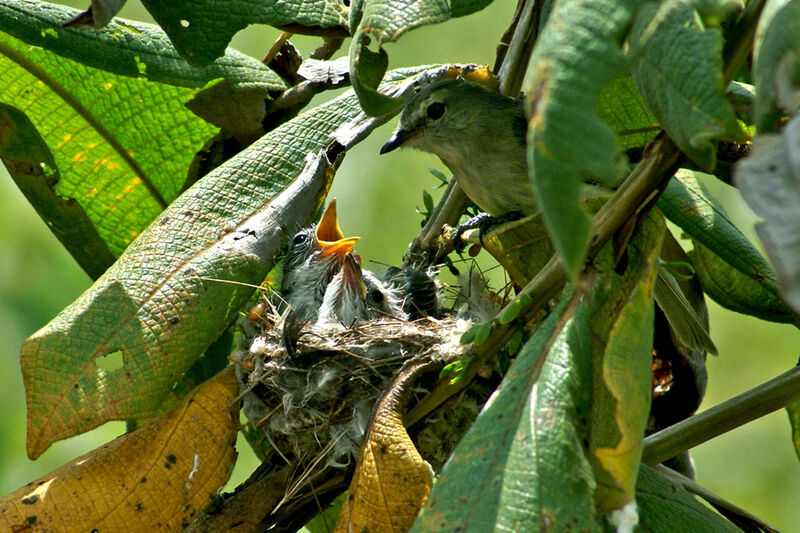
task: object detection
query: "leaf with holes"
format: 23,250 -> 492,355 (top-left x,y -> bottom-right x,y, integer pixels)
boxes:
0,1 -> 285,90
0,368 -> 239,532
20,65 -> 446,459
349,0 -> 493,115
139,0 -> 350,67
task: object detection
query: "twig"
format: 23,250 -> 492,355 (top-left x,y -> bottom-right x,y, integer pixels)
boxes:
263,31 -> 293,64
642,365 -> 800,465
495,0 -> 540,97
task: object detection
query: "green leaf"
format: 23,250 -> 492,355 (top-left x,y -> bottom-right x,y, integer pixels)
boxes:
689,241 -> 793,323
633,465 -> 741,532
734,116 -> 800,315
422,189 -> 434,212
589,209 -> 663,513
413,296 -> 596,532
0,0 -> 286,90
349,0 -> 493,116
0,103 -> 114,279
597,74 -> 659,151
139,0 -> 349,67
525,0 -> 639,278
753,0 -> 800,132
658,170 -> 784,302
0,27 -> 217,262
628,0 -> 745,170
20,65 -> 436,459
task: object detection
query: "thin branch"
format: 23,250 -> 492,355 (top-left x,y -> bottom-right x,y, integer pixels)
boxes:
642,366 -> 800,466
495,0 -> 540,97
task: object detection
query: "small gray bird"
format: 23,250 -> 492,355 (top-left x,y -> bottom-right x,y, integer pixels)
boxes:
381,78 -> 534,217
317,253 -> 406,327
383,265 -> 439,319
281,200 -> 360,322
381,78 -> 716,355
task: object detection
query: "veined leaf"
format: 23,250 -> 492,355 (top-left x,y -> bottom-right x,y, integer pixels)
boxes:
734,115 -> 800,315
753,0 -> 800,132
413,297 -> 597,531
525,0 -> 641,278
628,0 -> 744,170
0,0 -> 286,90
658,170 -> 784,302
349,0 -> 493,116
590,210 -> 663,513
597,75 -> 659,151
140,0 -> 349,67
0,26 -> 217,266
21,65 -> 445,459
0,368 -> 239,532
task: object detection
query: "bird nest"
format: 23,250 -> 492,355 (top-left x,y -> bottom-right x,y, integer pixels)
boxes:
231,306 -> 485,474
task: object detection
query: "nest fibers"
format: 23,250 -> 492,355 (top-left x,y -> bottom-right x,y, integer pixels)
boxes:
232,308 -> 473,471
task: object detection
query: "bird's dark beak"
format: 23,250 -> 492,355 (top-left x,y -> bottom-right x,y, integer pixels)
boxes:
380,128 -> 414,154
342,253 -> 367,300
315,199 -> 360,258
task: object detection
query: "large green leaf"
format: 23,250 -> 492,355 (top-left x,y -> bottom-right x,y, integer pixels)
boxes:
658,170 -> 787,312
630,465 -> 741,532
628,0 -> 744,170
349,0 -> 493,115
734,115 -> 800,315
0,0 -> 286,90
21,65 -> 443,459
140,0 -> 349,67
413,297 -> 597,532
0,27 -> 217,264
590,210 -> 662,513
753,0 -> 800,132
0,103 -> 114,279
525,0 -> 641,278
597,74 -> 658,151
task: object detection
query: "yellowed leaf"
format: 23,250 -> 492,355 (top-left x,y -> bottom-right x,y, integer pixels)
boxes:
336,362 -> 434,533
0,367 -> 239,532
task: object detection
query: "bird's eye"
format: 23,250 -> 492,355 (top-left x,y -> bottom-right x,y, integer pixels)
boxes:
426,102 -> 446,120
293,233 -> 307,245
369,288 -> 384,304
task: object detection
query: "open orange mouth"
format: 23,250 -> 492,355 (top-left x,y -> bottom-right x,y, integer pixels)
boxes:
315,199 -> 360,258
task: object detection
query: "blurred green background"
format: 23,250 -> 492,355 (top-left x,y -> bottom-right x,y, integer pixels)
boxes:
1,1 -> 798,530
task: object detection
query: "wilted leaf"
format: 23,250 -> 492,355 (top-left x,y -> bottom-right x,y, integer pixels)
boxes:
525,0 -> 638,277
0,367 -> 239,532
349,0 -> 493,115
628,0 -> 744,170
689,240 -> 793,323
631,465 -> 741,533
61,0 -> 125,29
413,297 -> 597,531
590,211 -> 663,512
336,362 -> 434,533
21,65 -> 445,459
0,103 -> 114,279
0,23 -> 217,263
734,116 -> 800,315
753,0 -> 800,132
0,1 -> 286,90
658,170 -> 785,306
140,0 -> 349,67
185,81 -> 268,138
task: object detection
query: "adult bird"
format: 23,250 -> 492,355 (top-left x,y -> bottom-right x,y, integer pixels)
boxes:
280,200 -> 360,322
317,253 -> 406,327
381,78 -> 716,355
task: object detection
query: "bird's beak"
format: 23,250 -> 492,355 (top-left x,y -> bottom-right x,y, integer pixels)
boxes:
341,253 -> 367,300
380,128 -> 415,154
315,199 -> 360,258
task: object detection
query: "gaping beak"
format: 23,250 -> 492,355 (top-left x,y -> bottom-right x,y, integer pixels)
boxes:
380,128 -> 415,154
341,253 -> 367,300
315,199 -> 360,258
